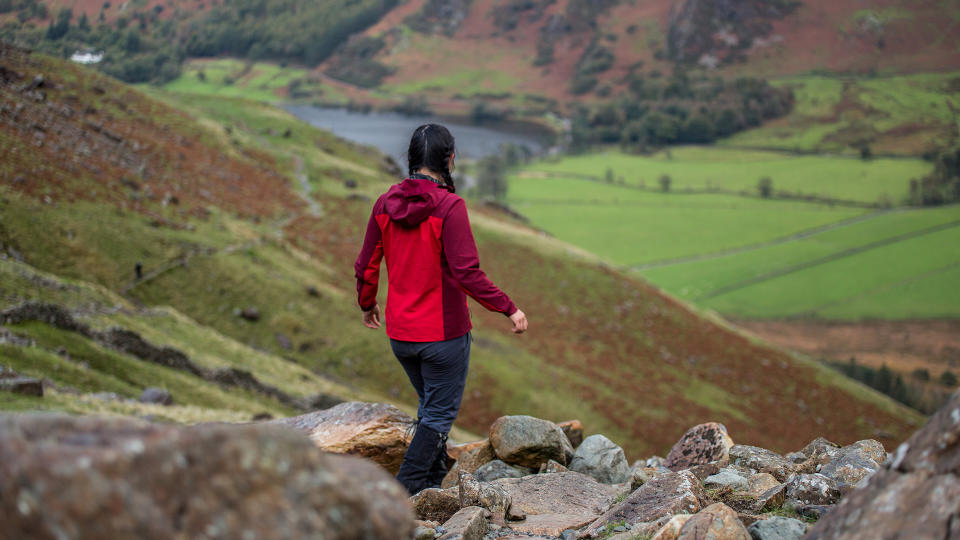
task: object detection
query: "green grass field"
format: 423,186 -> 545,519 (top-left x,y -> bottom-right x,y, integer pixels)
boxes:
161,58 -> 342,103
720,72 -> 960,155
509,151 -> 960,319
527,147 -> 933,204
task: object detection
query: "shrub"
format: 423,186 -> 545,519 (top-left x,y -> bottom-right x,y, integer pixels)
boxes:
659,174 -> 672,192
757,177 -> 773,198
940,371 -> 958,387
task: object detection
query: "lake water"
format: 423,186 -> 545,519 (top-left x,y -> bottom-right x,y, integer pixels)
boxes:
282,105 -> 551,165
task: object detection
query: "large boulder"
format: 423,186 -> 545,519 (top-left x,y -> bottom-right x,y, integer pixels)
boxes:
805,390 -> 960,540
583,470 -> 705,536
568,434 -> 631,484
664,422 -> 734,471
675,502 -> 750,540
817,439 -> 885,492
489,415 -> 574,468
729,445 -> 794,482
0,413 -> 413,539
273,401 -> 414,473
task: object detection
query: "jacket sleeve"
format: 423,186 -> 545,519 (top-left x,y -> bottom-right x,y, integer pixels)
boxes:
354,209 -> 383,311
442,199 -> 517,316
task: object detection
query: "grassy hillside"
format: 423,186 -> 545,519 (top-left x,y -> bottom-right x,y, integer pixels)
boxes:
720,72 -> 960,156
0,43 -> 926,458
508,153 -> 959,320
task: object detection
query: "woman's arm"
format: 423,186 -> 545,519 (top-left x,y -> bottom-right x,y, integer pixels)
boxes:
354,209 -> 384,317
442,199 -> 520,318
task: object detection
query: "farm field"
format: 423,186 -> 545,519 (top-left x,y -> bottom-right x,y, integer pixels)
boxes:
508,152 -> 960,320
507,174 -> 867,265
719,72 -> 960,156
527,146 -> 933,204
162,58 -> 339,103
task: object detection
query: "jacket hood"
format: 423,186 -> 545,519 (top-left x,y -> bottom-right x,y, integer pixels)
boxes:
384,178 -> 449,227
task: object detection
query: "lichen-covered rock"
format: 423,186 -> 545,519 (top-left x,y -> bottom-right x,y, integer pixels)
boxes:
784,473 -> 840,508
805,391 -> 960,540
817,439 -> 885,491
568,434 -> 631,484
0,413 -> 414,539
747,516 -> 807,540
489,415 -> 574,468
474,459 -> 530,482
456,473 -> 512,524
273,401 -> 414,473
729,445 -> 794,482
494,471 -> 620,518
583,470 -> 705,536
676,502 -> 750,540
664,422 -> 734,471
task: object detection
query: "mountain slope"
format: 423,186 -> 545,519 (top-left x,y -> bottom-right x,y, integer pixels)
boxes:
333,0 -> 959,103
0,43 -> 924,457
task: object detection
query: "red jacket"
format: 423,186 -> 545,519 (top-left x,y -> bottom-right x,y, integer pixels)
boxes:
354,177 -> 517,342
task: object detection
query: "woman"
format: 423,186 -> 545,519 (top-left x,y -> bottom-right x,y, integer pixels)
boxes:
354,123 -> 527,495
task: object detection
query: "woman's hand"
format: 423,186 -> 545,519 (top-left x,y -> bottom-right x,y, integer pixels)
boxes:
362,304 -> 382,329
509,309 -> 527,334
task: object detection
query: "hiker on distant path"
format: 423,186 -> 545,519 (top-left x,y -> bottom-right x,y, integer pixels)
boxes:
354,123 -> 528,495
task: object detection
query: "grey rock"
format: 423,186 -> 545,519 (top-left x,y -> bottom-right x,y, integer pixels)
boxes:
785,473 -> 840,507
474,459 -> 528,482
0,413 -> 414,539
704,469 -> 749,490
729,445 -> 794,481
805,390 -> 960,540
138,387 -> 173,406
582,470 -> 704,535
489,415 -> 574,468
818,439 -> 884,491
493,471 -> 620,518
568,434 -> 630,484
747,516 -> 807,540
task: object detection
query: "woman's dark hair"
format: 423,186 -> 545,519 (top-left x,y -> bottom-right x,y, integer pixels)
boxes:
408,123 -> 455,191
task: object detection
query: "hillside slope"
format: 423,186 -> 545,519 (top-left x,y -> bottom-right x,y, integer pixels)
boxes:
0,43 -> 924,457
339,0 -> 960,104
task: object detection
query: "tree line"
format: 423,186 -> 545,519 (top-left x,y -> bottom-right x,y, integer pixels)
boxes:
0,0 -> 397,84
568,69 -> 794,151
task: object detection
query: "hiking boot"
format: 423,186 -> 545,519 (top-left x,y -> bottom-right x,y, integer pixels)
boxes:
396,423 -> 447,495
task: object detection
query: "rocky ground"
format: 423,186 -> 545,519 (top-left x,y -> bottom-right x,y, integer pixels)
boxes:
0,393 -> 957,539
